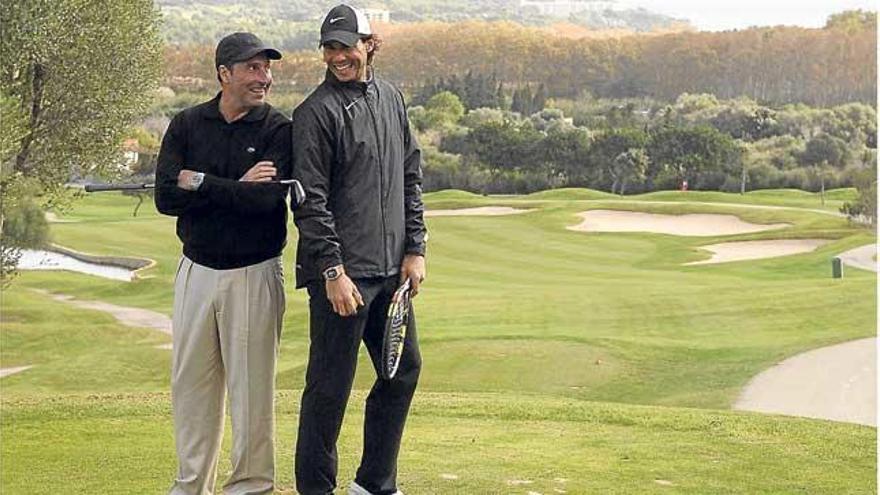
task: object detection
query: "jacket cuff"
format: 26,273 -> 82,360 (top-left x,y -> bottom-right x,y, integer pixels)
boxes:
198,173 -> 221,194
405,244 -> 426,257
318,254 -> 344,274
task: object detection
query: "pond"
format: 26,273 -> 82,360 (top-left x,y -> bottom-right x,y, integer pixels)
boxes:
18,250 -> 134,282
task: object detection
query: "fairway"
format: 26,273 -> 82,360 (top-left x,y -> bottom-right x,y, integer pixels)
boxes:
1,189 -> 876,493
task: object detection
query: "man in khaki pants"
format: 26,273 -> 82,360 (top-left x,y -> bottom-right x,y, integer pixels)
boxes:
155,32 -> 291,494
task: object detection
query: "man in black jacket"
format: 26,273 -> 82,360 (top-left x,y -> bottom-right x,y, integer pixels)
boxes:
155,32 -> 290,495
290,5 -> 428,495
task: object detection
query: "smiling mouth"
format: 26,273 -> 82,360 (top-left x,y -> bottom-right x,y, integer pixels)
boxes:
332,62 -> 354,72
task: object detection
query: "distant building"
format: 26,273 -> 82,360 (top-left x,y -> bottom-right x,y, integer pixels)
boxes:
362,8 -> 391,23
519,0 -> 624,17
121,138 -> 139,171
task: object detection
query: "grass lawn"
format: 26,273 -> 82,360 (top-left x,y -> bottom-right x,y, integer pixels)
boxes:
2,392 -> 875,494
1,188 -> 875,493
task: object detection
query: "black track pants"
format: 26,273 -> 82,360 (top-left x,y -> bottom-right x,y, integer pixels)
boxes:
295,276 -> 421,495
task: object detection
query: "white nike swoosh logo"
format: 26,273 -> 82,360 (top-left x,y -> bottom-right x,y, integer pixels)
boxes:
345,98 -> 363,111
329,16 -> 345,24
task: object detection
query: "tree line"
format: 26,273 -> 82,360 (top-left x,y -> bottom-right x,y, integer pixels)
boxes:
157,0 -> 684,51
161,11 -> 876,108
380,12 -> 876,107
406,90 -> 876,205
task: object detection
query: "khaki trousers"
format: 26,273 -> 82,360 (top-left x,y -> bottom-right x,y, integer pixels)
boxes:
169,256 -> 285,495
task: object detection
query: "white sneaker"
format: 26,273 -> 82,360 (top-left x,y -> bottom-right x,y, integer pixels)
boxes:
348,481 -> 404,495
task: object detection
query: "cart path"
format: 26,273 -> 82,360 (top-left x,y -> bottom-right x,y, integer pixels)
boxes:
734,337 -> 877,426
3,290 -> 173,378
837,244 -> 878,272
0,366 -> 33,378
32,289 -> 172,337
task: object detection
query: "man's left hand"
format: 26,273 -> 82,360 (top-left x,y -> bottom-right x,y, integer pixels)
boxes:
400,254 -> 426,297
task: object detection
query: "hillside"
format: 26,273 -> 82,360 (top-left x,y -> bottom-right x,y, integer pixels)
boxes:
157,0 -> 688,50
158,10 -> 876,107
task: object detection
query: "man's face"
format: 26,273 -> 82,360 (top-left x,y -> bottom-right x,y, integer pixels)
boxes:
220,54 -> 272,109
322,40 -> 370,83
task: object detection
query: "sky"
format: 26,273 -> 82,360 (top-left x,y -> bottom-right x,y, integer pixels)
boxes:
621,0 -> 877,31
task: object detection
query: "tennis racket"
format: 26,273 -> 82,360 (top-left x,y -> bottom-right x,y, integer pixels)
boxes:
381,279 -> 412,380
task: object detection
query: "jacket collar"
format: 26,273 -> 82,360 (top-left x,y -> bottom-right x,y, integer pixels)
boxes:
201,92 -> 270,122
324,67 -> 376,92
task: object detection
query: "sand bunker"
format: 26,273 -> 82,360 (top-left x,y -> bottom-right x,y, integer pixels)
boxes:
426,206 -> 532,217
568,210 -> 789,236
686,239 -> 829,265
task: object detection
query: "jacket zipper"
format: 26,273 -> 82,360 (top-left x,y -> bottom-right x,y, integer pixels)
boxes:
364,85 -> 390,274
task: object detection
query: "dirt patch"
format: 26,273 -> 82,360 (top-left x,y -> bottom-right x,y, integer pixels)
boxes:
568,210 -> 789,236
735,337 -> 876,426
686,239 -> 830,265
426,207 -> 533,217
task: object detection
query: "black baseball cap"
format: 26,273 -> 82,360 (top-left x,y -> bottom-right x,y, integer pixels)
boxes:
215,32 -> 282,68
320,4 -> 372,48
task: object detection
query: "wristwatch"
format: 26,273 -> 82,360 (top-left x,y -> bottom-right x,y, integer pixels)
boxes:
323,265 -> 344,281
188,172 -> 205,191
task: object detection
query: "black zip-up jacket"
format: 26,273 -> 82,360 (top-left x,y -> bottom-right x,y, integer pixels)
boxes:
155,94 -> 291,269
291,71 -> 427,288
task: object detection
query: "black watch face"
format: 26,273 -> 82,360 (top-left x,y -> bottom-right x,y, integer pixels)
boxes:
325,268 -> 338,280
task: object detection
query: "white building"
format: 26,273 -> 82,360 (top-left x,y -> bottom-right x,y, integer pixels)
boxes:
362,8 -> 391,23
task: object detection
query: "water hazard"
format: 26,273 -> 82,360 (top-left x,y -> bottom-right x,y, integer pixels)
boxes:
17,250 -> 134,282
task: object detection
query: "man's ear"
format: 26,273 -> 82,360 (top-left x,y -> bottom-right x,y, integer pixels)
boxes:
364,40 -> 375,53
218,65 -> 230,84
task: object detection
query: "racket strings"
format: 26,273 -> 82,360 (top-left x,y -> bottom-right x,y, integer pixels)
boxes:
382,286 -> 411,379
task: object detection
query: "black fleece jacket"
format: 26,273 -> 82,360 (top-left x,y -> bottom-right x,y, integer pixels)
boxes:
155,94 -> 291,269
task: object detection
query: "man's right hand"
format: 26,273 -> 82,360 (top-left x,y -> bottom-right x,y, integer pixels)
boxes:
326,273 -> 364,317
239,161 -> 277,182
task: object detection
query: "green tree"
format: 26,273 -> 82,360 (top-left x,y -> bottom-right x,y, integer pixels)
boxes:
711,106 -> 779,142
460,107 -> 507,128
591,128 -> 649,193
800,134 -> 852,168
827,103 -> 877,147
0,0 -> 163,283
511,86 -> 535,116
0,93 -> 30,283
611,148 -> 649,195
456,120 -> 543,173
538,127 -> 593,185
825,10 -> 877,32
532,84 -> 548,114
648,125 -> 740,190
841,164 -> 877,226
809,161 -> 835,205
424,91 -> 465,128
529,108 -> 571,133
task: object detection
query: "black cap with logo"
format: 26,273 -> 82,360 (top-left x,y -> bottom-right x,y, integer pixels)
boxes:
320,4 -> 372,47
215,32 -> 282,69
